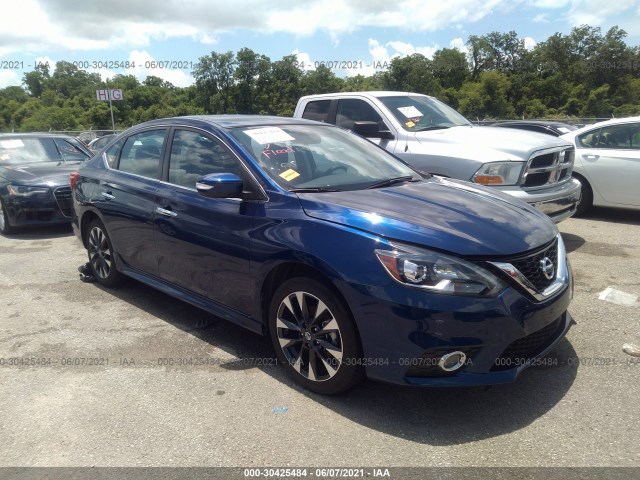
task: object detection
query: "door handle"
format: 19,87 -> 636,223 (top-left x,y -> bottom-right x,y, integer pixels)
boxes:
155,206 -> 178,218
583,154 -> 599,160
101,191 -> 115,200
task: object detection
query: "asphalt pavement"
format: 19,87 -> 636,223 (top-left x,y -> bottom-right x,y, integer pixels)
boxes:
0,207 -> 639,470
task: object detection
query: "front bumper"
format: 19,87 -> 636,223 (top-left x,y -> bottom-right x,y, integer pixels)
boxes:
340,265 -> 574,387
2,187 -> 72,228
498,178 -> 582,223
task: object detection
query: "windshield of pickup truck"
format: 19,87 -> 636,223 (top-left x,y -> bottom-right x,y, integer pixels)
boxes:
229,124 -> 420,192
379,95 -> 472,132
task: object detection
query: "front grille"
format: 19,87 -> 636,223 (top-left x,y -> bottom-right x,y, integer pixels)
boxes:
53,187 -> 73,217
510,238 -> 558,292
492,316 -> 563,371
522,147 -> 574,189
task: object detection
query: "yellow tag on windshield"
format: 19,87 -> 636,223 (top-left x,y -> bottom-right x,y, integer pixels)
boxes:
280,169 -> 300,181
405,121 -> 416,128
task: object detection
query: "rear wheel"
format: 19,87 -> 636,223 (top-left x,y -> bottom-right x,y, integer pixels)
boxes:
0,199 -> 15,235
269,277 -> 364,395
86,219 -> 123,287
574,175 -> 593,217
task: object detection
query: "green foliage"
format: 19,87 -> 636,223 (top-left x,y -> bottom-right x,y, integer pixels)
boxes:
1,24 -> 639,132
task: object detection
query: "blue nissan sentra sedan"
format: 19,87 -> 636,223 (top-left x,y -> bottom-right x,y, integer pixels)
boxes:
71,115 -> 574,394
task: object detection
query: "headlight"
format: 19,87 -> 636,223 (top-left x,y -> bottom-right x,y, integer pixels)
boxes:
375,245 -> 505,296
7,185 -> 50,197
472,162 -> 524,186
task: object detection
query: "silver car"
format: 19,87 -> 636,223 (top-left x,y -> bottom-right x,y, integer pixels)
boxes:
295,91 -> 582,223
560,116 -> 640,215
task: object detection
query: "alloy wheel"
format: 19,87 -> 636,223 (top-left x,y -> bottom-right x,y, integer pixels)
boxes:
88,226 -> 112,279
276,291 -> 344,382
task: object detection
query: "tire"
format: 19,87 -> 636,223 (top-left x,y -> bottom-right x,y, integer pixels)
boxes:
85,219 -> 124,287
0,199 -> 15,235
574,175 -> 593,217
268,277 -> 364,395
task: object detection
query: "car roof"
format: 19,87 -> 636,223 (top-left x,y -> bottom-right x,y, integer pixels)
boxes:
566,116 -> 640,135
129,115 -> 325,130
0,132 -> 78,139
299,91 -> 431,100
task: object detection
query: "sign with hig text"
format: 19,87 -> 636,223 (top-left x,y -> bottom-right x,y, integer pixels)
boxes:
96,89 -> 123,101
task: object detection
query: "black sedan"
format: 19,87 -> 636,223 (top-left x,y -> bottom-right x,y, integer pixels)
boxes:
0,133 -> 92,234
493,120 -> 577,137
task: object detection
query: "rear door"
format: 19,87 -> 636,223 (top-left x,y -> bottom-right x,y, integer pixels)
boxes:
576,122 -> 640,206
98,128 -> 167,274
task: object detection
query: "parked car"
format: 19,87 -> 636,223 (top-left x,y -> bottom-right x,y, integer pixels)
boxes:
0,133 -> 92,234
76,131 -> 98,147
560,117 -> 640,215
87,134 -> 117,153
294,92 -> 581,223
71,115 -> 574,394
493,120 -> 578,137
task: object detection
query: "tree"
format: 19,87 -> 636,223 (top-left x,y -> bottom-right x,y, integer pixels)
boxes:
300,65 -> 343,96
431,48 -> 469,90
234,48 -> 271,113
23,62 -> 51,98
382,54 -> 440,96
192,51 -> 237,113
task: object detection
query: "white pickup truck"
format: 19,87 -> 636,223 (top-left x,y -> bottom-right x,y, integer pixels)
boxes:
294,91 -> 582,223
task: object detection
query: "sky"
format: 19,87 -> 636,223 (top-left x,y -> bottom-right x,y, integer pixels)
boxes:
1,0 -> 640,89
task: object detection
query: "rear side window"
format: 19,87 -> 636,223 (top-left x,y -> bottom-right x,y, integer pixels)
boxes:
577,129 -> 599,148
117,130 -> 166,179
105,138 -> 125,168
302,100 -> 331,122
577,124 -> 640,149
54,139 -> 90,161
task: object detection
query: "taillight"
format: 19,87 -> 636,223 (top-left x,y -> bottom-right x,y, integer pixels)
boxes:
69,172 -> 80,189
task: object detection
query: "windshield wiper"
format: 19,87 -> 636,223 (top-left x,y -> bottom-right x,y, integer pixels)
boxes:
289,187 -> 342,193
366,175 -> 415,189
415,125 -> 452,132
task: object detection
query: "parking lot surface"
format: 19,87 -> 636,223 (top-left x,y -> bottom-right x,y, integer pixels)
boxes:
0,208 -> 639,468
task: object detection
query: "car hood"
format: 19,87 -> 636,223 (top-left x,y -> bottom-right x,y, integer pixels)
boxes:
414,125 -> 572,159
0,162 -> 82,186
298,177 -> 557,256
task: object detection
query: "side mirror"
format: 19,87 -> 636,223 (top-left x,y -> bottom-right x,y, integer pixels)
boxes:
196,173 -> 243,199
352,121 -> 395,140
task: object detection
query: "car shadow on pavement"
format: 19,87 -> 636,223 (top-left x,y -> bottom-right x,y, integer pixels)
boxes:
580,207 -> 640,226
91,277 -> 579,446
1,224 -> 74,239
561,232 -> 585,253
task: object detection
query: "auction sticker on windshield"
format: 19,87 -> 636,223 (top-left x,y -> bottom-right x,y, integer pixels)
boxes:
244,127 -> 295,145
397,106 -> 423,118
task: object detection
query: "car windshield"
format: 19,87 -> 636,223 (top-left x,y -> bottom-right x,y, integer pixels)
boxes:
378,95 -> 472,132
228,124 -> 419,191
0,137 -> 90,165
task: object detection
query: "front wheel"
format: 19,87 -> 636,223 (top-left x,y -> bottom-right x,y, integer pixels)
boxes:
85,219 -> 123,287
574,175 -> 593,217
0,199 -> 15,235
269,277 -> 364,395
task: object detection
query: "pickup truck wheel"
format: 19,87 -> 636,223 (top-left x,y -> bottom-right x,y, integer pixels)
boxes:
574,175 -> 593,217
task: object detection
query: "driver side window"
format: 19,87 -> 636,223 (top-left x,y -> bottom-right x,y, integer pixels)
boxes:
168,130 -> 240,189
336,99 -> 385,131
